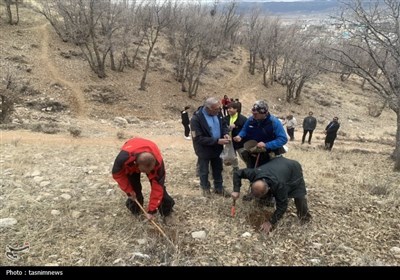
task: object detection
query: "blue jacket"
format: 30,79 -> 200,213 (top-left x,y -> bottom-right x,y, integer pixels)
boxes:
190,106 -> 229,159
238,114 -> 287,150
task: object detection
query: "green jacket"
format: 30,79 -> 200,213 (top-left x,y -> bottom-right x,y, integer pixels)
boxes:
233,156 -> 307,225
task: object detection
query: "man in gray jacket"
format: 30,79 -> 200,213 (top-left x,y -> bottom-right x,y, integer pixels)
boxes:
231,156 -> 312,234
301,111 -> 317,145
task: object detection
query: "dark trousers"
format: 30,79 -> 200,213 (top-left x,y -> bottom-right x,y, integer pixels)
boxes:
302,129 -> 314,144
198,156 -> 223,191
325,135 -> 337,151
294,197 -> 312,222
287,128 -> 295,141
125,173 -> 175,217
183,123 -> 190,137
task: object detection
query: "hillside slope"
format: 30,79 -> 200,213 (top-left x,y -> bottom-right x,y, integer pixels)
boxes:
1,5 -> 399,266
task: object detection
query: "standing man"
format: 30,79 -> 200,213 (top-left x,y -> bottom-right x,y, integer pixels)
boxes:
301,111 -> 317,145
191,97 -> 231,197
324,117 -> 340,151
231,156 -> 312,234
233,100 -> 287,168
224,102 -> 248,172
112,137 -> 175,220
285,114 -> 297,141
181,105 -> 191,140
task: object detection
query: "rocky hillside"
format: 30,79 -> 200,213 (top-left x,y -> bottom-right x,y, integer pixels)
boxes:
1,4 -> 399,267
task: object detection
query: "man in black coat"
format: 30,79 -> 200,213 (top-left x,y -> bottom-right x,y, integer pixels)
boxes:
231,156 -> 312,234
181,105 -> 191,140
191,97 -> 231,197
324,117 -> 340,151
301,111 -> 317,144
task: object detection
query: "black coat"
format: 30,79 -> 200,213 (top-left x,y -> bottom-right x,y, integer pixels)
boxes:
224,113 -> 248,150
302,116 -> 317,131
233,157 -> 307,224
181,110 -> 189,125
190,106 -> 229,159
325,121 -> 340,141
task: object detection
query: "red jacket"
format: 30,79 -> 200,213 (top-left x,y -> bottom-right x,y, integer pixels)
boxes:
112,138 -> 165,212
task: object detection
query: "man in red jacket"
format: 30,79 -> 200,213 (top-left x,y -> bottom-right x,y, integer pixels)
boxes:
112,137 -> 175,220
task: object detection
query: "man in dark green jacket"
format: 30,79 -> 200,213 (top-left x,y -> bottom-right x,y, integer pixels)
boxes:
231,156 -> 312,233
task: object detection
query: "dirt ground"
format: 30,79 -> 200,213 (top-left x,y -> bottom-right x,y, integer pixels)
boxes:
1,4 -> 399,266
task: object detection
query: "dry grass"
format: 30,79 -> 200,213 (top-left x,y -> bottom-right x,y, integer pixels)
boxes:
1,5 -> 399,266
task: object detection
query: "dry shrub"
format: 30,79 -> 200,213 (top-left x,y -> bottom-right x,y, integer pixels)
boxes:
30,123 -> 60,134
0,90 -> 18,123
68,126 -> 82,137
117,131 -> 126,140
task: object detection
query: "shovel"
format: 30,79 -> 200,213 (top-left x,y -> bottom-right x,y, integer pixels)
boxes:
133,198 -> 175,249
231,199 -> 236,217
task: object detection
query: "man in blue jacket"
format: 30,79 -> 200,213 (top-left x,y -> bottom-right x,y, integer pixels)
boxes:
233,100 -> 287,168
190,97 -> 231,197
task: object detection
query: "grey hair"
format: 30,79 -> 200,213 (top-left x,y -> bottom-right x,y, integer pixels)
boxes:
204,97 -> 219,109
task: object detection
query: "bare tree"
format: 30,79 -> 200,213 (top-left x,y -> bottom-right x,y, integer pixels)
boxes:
99,0 -> 125,71
279,26 -> 324,103
37,0 -> 112,78
166,3 -> 200,92
220,1 -> 242,50
166,1 -> 232,97
118,1 -> 143,70
259,16 -> 281,87
166,1 -> 239,95
244,8 -> 264,75
324,0 -> 400,170
138,0 -> 175,91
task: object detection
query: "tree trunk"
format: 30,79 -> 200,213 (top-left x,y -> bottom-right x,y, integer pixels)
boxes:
394,108 -> 400,171
140,42 -> 155,91
249,52 -> 256,75
5,1 -> 13,25
294,78 -> 306,102
109,45 -> 116,71
15,0 -> 19,25
261,58 -> 269,87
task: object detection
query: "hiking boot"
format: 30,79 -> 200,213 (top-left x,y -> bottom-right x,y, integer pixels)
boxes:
125,198 -> 140,216
202,188 -> 211,198
242,192 -> 254,202
214,188 -> 231,198
299,213 -> 312,225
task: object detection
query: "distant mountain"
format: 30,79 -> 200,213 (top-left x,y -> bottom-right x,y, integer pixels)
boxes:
235,0 -> 340,14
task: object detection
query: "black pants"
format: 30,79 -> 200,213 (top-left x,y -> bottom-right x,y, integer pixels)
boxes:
287,128 -> 295,141
125,173 -> 175,217
325,135 -> 337,151
182,123 -> 190,137
294,197 -> 312,222
302,129 -> 314,144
